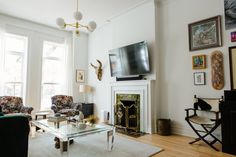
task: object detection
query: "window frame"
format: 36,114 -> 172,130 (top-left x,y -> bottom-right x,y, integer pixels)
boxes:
40,40 -> 67,110
1,33 -> 28,97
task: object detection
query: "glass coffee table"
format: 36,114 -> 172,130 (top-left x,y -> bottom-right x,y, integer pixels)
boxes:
32,119 -> 115,156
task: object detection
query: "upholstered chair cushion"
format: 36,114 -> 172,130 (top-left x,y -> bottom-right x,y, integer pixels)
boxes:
0,96 -> 33,115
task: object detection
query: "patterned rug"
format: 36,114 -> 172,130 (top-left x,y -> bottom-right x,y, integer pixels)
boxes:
29,132 -> 162,157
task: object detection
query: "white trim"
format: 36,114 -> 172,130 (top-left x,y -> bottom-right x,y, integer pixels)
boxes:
106,0 -> 152,23
171,123 -> 197,138
1,33 -> 28,99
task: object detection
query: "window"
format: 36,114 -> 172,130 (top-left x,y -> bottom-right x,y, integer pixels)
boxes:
0,33 -> 28,97
41,41 -> 67,110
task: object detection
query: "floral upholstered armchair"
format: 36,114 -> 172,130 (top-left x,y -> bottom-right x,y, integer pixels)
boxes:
0,96 -> 34,115
51,95 -> 81,116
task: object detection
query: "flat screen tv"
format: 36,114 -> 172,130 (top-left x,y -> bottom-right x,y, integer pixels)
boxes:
109,41 -> 150,77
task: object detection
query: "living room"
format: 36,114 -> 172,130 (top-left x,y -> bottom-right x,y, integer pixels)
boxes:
0,0 -> 236,156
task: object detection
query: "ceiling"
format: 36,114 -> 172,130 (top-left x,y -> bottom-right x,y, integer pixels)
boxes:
0,0 -> 147,30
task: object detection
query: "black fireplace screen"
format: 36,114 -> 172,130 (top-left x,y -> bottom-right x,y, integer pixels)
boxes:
114,94 -> 140,132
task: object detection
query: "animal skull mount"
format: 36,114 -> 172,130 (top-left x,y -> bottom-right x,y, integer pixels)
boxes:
90,59 -> 103,81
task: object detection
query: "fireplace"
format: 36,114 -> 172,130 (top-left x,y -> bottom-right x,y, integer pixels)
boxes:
114,94 -> 140,132
110,80 -> 157,134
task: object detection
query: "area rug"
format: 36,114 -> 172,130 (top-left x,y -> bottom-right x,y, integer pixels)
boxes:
29,132 -> 162,157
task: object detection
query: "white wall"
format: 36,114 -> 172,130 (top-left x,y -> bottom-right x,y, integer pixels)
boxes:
158,0 -> 235,136
88,0 -> 159,121
88,0 -> 236,137
72,33 -> 89,102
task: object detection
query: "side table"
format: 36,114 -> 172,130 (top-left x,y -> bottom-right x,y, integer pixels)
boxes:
81,103 -> 94,118
35,111 -> 50,120
35,111 -> 50,132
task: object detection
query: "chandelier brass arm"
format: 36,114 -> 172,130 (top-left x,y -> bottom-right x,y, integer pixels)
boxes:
56,0 -> 96,36
64,22 -> 89,29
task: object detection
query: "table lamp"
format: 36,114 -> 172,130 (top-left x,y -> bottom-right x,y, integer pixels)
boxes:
79,84 -> 92,103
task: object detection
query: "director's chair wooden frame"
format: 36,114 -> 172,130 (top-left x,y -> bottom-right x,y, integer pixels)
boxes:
185,95 -> 223,151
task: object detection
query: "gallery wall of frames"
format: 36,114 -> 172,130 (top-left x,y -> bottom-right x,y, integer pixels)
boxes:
189,1 -> 236,91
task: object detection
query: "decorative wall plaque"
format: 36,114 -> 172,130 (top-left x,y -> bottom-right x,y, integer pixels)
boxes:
211,51 -> 224,90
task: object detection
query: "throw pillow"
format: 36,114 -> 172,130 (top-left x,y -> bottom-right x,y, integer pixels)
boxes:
197,98 -> 212,110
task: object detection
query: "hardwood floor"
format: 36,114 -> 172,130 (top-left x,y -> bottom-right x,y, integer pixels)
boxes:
121,133 -> 235,157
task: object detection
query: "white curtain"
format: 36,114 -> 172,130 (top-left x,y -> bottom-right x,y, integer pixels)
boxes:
0,23 -> 6,96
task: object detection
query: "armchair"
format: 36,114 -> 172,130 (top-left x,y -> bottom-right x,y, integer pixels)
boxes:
185,95 -> 223,151
0,96 -> 33,118
51,95 -> 81,116
51,95 -> 81,150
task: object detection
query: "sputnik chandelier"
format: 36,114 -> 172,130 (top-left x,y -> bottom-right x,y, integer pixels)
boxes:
56,0 -> 97,36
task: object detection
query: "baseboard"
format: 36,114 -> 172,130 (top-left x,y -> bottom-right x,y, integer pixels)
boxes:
171,124 -> 197,138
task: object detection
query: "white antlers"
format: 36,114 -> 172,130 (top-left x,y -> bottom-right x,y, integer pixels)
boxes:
90,59 -> 103,81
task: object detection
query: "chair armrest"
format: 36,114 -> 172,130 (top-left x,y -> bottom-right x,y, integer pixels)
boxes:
71,102 -> 82,111
185,108 -> 197,118
20,106 -> 34,114
185,108 -> 195,111
51,104 -> 58,113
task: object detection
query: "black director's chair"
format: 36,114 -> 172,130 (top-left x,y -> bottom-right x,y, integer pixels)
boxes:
185,95 -> 223,151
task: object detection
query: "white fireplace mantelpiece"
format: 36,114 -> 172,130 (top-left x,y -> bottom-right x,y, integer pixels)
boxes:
110,80 -> 156,133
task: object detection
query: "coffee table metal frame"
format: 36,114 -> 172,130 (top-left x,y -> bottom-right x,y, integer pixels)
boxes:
32,119 -> 115,156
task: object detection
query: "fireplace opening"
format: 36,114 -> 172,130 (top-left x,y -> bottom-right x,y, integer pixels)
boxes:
114,94 -> 141,135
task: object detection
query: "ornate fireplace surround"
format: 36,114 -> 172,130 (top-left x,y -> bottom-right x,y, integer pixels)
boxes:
110,80 -> 156,133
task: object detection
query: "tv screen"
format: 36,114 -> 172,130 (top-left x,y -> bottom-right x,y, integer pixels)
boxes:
109,41 -> 150,77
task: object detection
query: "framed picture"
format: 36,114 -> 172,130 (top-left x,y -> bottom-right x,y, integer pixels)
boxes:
229,46 -> 236,90
192,54 -> 206,69
231,31 -> 236,42
225,0 -> 236,30
194,72 -> 206,85
76,70 -> 85,83
188,15 -> 222,51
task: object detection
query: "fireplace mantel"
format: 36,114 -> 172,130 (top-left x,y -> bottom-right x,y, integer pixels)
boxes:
110,80 -> 156,133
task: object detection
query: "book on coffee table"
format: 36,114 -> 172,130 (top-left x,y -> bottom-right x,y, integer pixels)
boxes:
47,115 -> 67,123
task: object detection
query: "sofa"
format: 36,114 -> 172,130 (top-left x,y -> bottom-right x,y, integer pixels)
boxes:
0,114 -> 30,157
0,96 -> 33,119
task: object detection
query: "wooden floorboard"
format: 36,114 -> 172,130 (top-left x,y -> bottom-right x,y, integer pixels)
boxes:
120,133 -> 236,157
